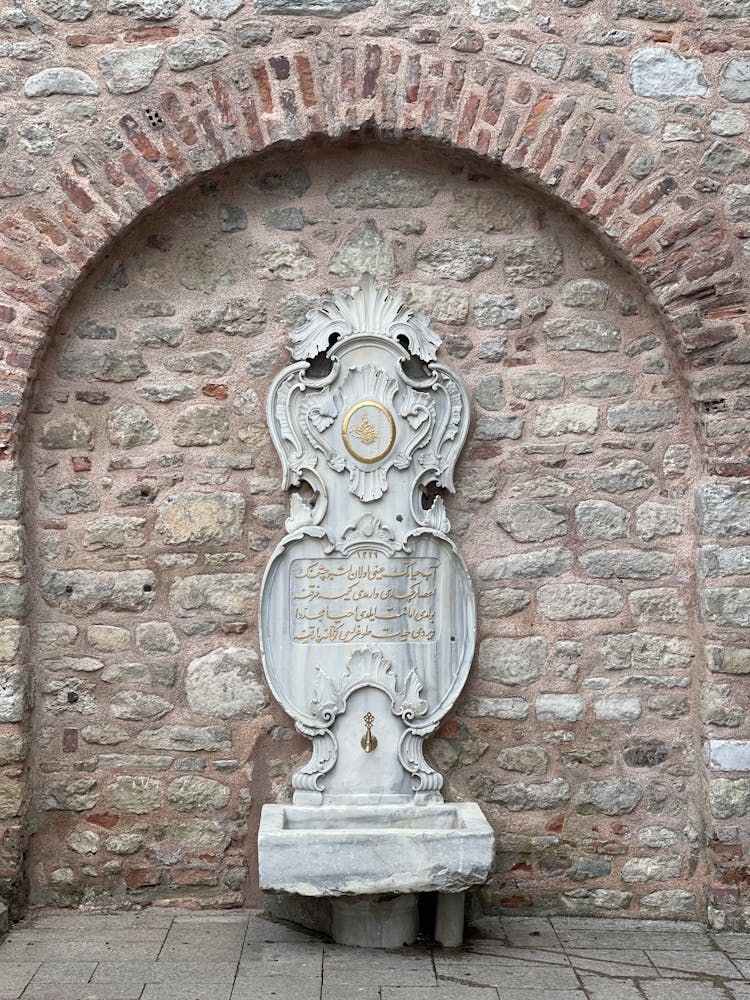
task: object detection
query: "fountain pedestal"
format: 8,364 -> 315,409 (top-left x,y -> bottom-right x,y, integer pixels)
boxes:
257,278 -> 494,947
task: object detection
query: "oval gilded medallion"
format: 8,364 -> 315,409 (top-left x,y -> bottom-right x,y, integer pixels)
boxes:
342,400 -> 396,464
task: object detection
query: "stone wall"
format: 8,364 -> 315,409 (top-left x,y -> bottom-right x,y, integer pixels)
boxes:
0,0 -> 748,929
21,141 -> 705,919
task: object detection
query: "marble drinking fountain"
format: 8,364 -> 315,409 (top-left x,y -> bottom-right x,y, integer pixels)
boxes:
257,277 -> 495,948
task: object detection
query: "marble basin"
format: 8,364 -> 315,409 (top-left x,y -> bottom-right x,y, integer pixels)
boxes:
258,801 -> 494,896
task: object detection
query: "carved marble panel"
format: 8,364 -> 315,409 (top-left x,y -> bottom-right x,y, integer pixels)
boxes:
259,276 -> 475,805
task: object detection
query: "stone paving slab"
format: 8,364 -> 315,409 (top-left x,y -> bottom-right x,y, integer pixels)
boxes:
0,909 -> 748,1000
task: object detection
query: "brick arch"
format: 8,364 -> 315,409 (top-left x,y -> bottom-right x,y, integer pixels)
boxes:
0,38 -> 742,466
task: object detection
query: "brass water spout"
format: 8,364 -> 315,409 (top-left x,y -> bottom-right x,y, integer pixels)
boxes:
361,712 -> 378,753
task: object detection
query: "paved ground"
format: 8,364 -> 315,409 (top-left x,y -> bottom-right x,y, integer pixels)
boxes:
0,909 -> 749,1000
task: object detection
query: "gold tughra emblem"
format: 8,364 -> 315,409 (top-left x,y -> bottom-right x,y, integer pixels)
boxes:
349,414 -> 381,447
342,401 -> 396,465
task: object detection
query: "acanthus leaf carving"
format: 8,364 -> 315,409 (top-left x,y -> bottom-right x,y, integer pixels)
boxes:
311,647 -> 428,725
290,274 -> 441,363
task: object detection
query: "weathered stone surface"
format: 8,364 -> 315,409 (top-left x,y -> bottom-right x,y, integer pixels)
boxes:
474,376 -> 504,411
635,501 -> 682,541
629,588 -> 686,623
709,777 -> 750,818
544,318 -> 621,352
478,637 -> 547,686
138,385 -> 195,403
696,483 -> 750,537
0,777 -> 22,819
497,745 -> 548,775
476,776 -> 569,810
41,779 -> 98,812
707,739 -> 750,771
474,416 -> 524,441
449,189 -> 527,232
327,169 -> 440,208
0,526 -> 23,564
581,549 -> 674,580
107,0 -> 181,14
186,647 -> 268,718
593,459 -> 655,493
170,574 -> 258,617
725,183 -> 750,222
576,500 -> 629,540
58,351 -> 147,382
473,294 -> 521,329
616,0 -> 682,17
104,831 -> 145,855
84,516 -> 146,550
538,584 -> 624,620
622,739 -> 668,770
511,371 -> 564,400
135,622 -> 179,654
107,404 -> 158,448
479,588 -> 531,618
706,644 -> 750,675
701,139 -> 750,174
37,0 -> 93,18
136,725 -> 231,751
496,503 -> 567,543
25,67 -> 99,97
132,323 -> 182,348
593,693 -> 642,722
253,241 -> 315,281
104,776 -> 162,814
720,57 -> 750,102
40,480 -> 99,515
0,472 -> 23,519
98,44 -> 163,94
156,492 -> 244,546
0,665 -> 26,723
40,570 -> 156,615
174,405 -> 229,447
478,548 -> 573,580
621,857 -> 682,882
603,633 -> 694,671
640,890 -> 697,918
192,298 -> 266,337
630,48 -> 708,98
469,0 -> 529,17
401,284 -> 469,325
535,693 -> 584,722
256,0 -> 373,13
40,415 -> 93,450
66,830 -> 99,855
87,625 -> 129,653
110,691 -> 172,721
576,779 -> 643,815
505,236 -> 563,286
416,239 -> 496,280
607,401 -> 679,433
165,351 -> 230,375
462,696 -> 529,719
43,656 -> 103,673
562,278 -> 609,309
190,0 -> 243,14
700,588 -> 750,627
330,221 -> 397,278
167,775 -> 230,811
166,35 -> 229,70
536,403 -> 598,437
0,733 -> 25,765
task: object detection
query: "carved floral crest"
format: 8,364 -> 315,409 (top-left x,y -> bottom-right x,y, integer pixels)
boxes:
267,276 -> 469,507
